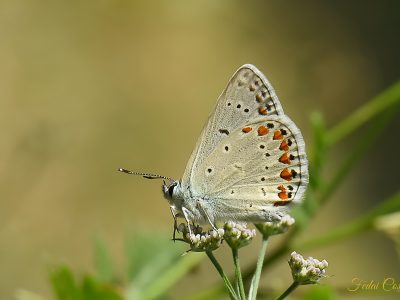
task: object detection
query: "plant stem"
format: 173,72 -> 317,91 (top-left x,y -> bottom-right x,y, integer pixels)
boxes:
249,236 -> 269,300
206,251 -> 238,300
326,81 -> 400,145
276,281 -> 299,300
296,191 -> 400,250
232,248 -> 246,300
319,107 -> 398,207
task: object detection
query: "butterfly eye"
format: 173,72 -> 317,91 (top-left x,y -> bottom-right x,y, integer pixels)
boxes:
167,182 -> 177,198
168,186 -> 174,197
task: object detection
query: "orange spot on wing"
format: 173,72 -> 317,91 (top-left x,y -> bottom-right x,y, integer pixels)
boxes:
273,130 -> 283,140
257,126 -> 269,136
280,168 -> 293,181
258,106 -> 268,115
279,140 -> 289,151
278,184 -> 286,192
278,192 -> 289,200
242,127 -> 252,133
279,153 -> 291,164
255,94 -> 262,102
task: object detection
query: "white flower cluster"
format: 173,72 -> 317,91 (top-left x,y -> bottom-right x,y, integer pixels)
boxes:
178,223 -> 224,252
288,251 -> 328,285
256,214 -> 295,236
224,221 -> 256,249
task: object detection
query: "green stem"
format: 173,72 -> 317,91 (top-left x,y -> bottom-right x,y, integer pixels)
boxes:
276,281 -> 299,300
318,106 -> 399,207
296,191 -> 400,250
249,236 -> 269,300
232,248 -> 246,300
326,81 -> 400,145
206,251 -> 238,300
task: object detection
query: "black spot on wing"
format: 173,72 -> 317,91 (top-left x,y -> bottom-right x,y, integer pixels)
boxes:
219,129 -> 230,135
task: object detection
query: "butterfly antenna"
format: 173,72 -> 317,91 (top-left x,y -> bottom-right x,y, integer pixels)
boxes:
117,168 -> 174,181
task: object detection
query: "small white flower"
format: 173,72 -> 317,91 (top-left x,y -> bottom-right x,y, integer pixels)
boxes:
224,221 -> 256,249
177,223 -> 224,252
256,214 -> 295,236
288,251 -> 328,285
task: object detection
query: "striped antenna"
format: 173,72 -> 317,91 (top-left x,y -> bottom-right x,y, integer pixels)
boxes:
118,168 -> 174,181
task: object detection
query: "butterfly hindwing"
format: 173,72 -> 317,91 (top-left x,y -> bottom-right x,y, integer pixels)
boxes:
191,115 -> 308,222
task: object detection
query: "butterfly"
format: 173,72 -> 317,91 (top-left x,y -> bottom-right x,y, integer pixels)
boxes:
120,64 -> 308,231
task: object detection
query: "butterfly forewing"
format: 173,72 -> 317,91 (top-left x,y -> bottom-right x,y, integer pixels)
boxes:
182,65 -> 284,187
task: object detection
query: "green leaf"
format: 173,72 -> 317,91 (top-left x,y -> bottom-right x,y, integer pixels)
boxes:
49,266 -> 123,300
126,231 -> 178,282
135,253 -> 205,300
81,276 -> 123,300
125,230 -> 204,300
94,234 -> 114,283
49,267 -> 81,300
301,285 -> 338,300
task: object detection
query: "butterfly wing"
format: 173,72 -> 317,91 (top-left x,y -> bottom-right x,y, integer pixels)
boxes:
182,64 -> 284,186
192,115 -> 308,222
181,64 -> 308,223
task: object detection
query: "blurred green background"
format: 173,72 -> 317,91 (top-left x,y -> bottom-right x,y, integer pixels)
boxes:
1,0 -> 399,299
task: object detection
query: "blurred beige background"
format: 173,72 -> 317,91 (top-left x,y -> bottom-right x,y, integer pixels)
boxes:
1,1 -> 399,299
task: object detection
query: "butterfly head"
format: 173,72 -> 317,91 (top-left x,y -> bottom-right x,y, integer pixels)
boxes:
162,179 -> 184,209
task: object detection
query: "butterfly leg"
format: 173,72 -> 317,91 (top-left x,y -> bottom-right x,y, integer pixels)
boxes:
196,200 -> 218,231
169,206 -> 178,242
181,207 -> 194,237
